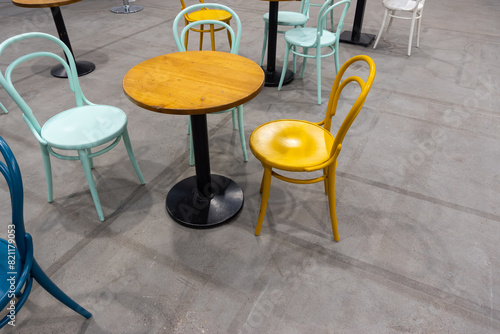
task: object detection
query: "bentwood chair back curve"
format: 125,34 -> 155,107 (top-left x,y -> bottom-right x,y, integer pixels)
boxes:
310,0 -> 334,31
0,32 -> 145,221
372,0 -> 426,56
278,0 -> 351,104
0,136 -> 91,327
179,0 -> 233,51
259,0 -> 311,66
250,55 -> 376,241
174,4 -> 248,165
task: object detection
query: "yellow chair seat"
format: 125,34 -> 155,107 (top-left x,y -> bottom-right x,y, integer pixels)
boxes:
250,120 -> 334,171
185,9 -> 232,23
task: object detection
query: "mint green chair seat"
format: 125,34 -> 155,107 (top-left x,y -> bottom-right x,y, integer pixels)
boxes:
0,32 -> 145,221
41,105 -> 127,149
278,0 -> 351,104
174,4 -> 248,166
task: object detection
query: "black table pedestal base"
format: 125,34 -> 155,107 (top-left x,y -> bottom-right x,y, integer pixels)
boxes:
166,174 -> 244,228
339,31 -> 375,47
262,66 -> 294,87
110,5 -> 143,14
51,60 -> 95,78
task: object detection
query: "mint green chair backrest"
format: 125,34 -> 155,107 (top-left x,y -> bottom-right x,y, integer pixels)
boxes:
0,32 -> 89,143
317,0 -> 350,43
173,3 -> 242,54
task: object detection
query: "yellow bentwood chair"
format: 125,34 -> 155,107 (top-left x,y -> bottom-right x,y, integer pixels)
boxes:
250,55 -> 376,241
179,0 -> 232,51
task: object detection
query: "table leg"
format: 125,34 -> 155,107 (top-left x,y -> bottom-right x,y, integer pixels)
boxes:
166,114 -> 244,228
339,0 -> 375,47
262,1 -> 294,87
50,7 -> 95,78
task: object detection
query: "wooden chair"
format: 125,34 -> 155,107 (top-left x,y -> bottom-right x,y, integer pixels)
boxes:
250,55 -> 376,241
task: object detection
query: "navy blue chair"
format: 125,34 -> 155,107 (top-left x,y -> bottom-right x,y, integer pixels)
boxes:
0,136 -> 91,328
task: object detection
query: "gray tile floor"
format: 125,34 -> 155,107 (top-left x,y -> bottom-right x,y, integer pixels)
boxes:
0,0 -> 499,332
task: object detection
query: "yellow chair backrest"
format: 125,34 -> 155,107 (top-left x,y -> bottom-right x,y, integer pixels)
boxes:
322,55 -> 376,161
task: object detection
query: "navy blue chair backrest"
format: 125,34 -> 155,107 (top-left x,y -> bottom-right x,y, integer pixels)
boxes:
0,136 -> 27,258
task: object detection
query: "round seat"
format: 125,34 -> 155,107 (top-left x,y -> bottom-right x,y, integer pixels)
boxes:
285,27 -> 336,47
263,11 -> 308,26
185,9 -> 231,23
41,105 -> 127,150
249,119 -> 334,171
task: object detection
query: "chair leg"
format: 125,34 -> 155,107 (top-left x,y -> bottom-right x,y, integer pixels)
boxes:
199,24 -> 204,51
226,21 -> 232,50
184,20 -> 190,50
316,47 -> 322,105
122,129 -> 145,184
78,149 -> 104,221
326,165 -> 339,241
323,168 -> 328,194
255,166 -> 272,236
293,46 -> 297,73
387,10 -> 395,33
231,109 -> 237,130
210,24 -> 216,51
260,22 -> 269,66
40,144 -> 53,203
408,11 -> 418,56
334,42 -> 340,74
31,260 -> 92,319
278,43 -> 291,91
236,105 -> 248,162
85,148 -> 94,169
416,10 -> 423,48
301,47 -> 309,78
373,9 -> 388,49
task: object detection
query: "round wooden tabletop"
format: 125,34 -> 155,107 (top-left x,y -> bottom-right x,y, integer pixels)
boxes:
12,0 -> 81,8
123,51 -> 265,116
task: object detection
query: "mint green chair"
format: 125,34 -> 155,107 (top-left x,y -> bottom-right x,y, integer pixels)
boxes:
0,32 -> 145,221
278,0 -> 351,104
173,4 -> 247,166
259,0 -> 311,67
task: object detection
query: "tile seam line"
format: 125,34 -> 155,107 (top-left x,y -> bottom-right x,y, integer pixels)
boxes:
284,231 -> 500,324
337,171 -> 500,223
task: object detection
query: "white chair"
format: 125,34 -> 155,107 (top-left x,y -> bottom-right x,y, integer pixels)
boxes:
372,0 -> 425,56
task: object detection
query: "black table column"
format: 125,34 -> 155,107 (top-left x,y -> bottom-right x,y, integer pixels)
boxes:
339,0 -> 375,47
50,6 -> 95,78
166,114 -> 244,228
262,1 -> 294,87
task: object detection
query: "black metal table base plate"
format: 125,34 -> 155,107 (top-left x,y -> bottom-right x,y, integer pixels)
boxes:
262,66 -> 294,87
166,175 -> 244,228
110,5 -> 144,14
339,31 -> 376,47
51,60 -> 95,78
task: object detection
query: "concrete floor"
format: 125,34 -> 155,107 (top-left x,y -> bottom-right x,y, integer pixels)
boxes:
0,0 -> 499,332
